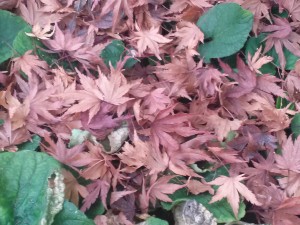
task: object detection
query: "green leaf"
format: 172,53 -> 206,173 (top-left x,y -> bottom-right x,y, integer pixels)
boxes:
13,25 -> 35,55
17,135 -> 41,151
0,151 -> 61,225
142,217 -> 169,225
53,201 -> 95,225
291,113 -> 300,138
197,3 -> 253,59
86,200 -> 105,219
101,39 -> 137,68
0,10 -> 28,63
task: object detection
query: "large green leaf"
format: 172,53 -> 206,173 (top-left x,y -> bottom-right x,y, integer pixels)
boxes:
0,151 -> 61,225
140,217 -> 169,225
291,113 -> 300,138
0,10 -> 28,63
197,3 -> 253,59
53,201 -> 95,225
17,135 -> 41,151
101,39 -> 137,68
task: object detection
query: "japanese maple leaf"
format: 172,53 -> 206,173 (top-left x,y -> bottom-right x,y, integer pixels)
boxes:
242,0 -> 271,34
19,0 -> 62,26
243,153 -> 278,188
118,132 -> 149,171
208,147 -> 245,164
285,69 -> 300,101
147,175 -> 184,206
15,75 -> 61,124
132,24 -> 172,60
205,114 -> 243,141
147,105 -> 200,151
119,131 -> 168,174
247,46 -> 273,75
271,196 -> 300,225
280,0 -> 300,22
81,179 -> 110,211
169,0 -> 212,13
186,179 -> 214,195
142,88 -> 171,115
0,119 -> 30,151
62,169 -> 88,206
79,141 -> 115,180
0,85 -> 29,130
63,68 -> 135,122
275,136 -> 300,173
41,135 -> 86,170
45,24 -> 85,53
261,17 -> 300,70
98,0 -> 133,32
254,74 -> 286,104
208,174 -> 261,218
26,22 -> 55,40
171,21 -> 204,52
11,50 -> 48,78
278,171 -> 300,197
219,56 -> 257,98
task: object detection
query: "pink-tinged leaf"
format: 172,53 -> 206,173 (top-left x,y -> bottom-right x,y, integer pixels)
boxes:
132,24 -> 172,60
206,114 -> 242,141
41,135 -> 85,170
110,190 -> 137,205
147,175 -> 185,206
149,105 -> 200,150
81,179 -> 110,211
247,46 -> 273,74
208,174 -> 261,218
275,136 -> 300,173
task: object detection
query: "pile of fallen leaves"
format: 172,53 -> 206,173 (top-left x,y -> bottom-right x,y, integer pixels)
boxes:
1,0 -> 300,224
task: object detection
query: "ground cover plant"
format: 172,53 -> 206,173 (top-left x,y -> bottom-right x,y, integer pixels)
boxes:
1,0 -> 300,224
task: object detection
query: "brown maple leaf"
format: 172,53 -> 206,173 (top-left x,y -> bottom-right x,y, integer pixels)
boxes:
147,175 -> 184,206
11,50 -> 48,78
170,21 -> 204,52
62,169 -> 88,206
261,17 -> 300,70
247,46 -> 273,75
275,136 -> 300,173
242,0 -> 271,34
132,24 -> 172,60
147,105 -> 200,150
79,141 -> 115,180
205,114 -> 243,141
41,135 -> 86,170
208,174 -> 261,218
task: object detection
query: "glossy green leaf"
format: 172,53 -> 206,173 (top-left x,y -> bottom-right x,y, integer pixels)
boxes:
101,39 -> 137,68
53,201 -> 95,225
142,217 -> 169,225
197,3 -> 253,59
291,113 -> 300,138
0,151 -> 61,225
17,135 -> 41,151
0,10 -> 28,63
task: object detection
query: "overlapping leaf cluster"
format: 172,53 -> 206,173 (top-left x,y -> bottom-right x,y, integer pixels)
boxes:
1,0 -> 300,224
